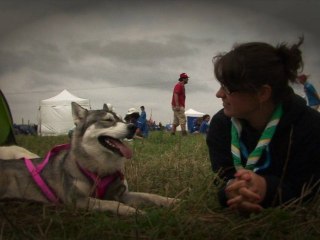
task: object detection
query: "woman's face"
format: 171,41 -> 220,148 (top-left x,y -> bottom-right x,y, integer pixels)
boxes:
216,85 -> 261,120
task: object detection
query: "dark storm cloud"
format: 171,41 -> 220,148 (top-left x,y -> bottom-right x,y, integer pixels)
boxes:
231,0 -> 320,36
0,41 -> 64,75
1,0 -> 320,124
71,37 -> 200,64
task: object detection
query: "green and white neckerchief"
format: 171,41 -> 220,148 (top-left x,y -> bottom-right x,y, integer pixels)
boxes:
231,104 -> 283,171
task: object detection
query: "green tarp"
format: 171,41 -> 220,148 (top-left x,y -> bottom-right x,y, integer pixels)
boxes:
0,89 -> 16,145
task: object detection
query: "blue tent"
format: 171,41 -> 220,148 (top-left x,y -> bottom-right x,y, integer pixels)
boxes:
185,108 -> 205,132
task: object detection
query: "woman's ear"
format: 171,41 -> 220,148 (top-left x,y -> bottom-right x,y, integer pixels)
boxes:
258,84 -> 272,103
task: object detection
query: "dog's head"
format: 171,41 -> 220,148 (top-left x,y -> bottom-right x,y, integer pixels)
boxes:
70,102 -> 136,173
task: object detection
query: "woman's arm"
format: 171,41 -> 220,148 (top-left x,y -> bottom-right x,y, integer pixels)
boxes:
207,110 -> 235,180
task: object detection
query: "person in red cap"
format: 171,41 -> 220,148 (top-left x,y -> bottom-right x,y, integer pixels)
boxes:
297,74 -> 320,110
171,73 -> 189,136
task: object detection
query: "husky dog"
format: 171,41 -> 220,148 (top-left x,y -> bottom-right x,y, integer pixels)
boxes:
0,102 -> 177,215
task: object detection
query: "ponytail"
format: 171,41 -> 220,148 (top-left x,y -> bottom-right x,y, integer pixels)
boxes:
276,36 -> 304,84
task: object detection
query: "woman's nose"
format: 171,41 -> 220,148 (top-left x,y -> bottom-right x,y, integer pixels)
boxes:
216,87 -> 225,98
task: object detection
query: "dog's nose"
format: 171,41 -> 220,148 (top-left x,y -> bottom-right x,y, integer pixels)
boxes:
126,123 -> 137,139
127,123 -> 137,132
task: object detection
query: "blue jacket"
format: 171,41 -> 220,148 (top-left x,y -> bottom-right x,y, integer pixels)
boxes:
304,82 -> 320,106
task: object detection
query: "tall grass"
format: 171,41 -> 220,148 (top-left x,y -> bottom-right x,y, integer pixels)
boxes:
0,132 -> 319,239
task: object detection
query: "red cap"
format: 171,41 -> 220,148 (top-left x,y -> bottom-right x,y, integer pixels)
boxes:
180,73 -> 189,79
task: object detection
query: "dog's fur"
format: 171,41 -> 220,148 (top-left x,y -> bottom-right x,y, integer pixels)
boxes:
0,102 -> 177,215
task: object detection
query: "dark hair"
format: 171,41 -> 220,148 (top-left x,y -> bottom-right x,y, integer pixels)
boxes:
202,114 -> 210,120
213,37 -> 304,103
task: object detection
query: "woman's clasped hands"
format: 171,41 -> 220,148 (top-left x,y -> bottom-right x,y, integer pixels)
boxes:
225,169 -> 267,213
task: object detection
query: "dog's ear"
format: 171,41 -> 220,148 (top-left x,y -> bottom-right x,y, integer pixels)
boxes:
71,102 -> 88,125
103,103 -> 115,112
103,103 -> 109,111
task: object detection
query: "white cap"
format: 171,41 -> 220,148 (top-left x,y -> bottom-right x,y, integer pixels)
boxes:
126,107 -> 139,115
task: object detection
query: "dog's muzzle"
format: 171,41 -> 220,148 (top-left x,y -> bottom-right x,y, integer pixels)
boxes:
126,123 -> 136,139
98,136 -> 133,159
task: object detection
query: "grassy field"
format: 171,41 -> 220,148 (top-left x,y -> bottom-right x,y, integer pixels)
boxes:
1,132 -> 319,239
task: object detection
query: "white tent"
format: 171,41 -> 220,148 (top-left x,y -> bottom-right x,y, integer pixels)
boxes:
185,108 -> 205,117
38,89 -> 90,136
185,108 -> 205,132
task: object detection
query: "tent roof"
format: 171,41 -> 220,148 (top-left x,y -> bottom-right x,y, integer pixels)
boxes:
41,89 -> 89,106
185,108 -> 204,117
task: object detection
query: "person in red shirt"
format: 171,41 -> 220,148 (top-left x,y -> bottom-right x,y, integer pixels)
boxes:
171,73 -> 189,136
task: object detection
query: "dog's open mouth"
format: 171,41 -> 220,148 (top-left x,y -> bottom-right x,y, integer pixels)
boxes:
98,136 -> 133,159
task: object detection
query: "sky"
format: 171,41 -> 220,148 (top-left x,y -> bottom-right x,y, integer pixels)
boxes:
1,0 -> 319,125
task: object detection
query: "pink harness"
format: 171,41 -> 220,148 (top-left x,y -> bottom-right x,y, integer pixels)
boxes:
24,144 -> 123,203
77,164 -> 124,199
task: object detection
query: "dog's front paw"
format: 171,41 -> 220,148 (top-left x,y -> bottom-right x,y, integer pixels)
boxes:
117,206 -> 146,216
116,205 -> 146,216
164,197 -> 181,206
155,197 -> 181,207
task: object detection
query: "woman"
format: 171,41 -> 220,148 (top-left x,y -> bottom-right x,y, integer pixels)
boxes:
207,38 -> 320,214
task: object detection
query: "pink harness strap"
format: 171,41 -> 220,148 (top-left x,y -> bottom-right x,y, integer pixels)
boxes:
24,143 -> 123,202
77,164 -> 124,199
24,144 -> 70,204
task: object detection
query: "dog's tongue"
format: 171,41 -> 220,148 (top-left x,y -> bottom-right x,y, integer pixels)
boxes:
109,139 -> 133,159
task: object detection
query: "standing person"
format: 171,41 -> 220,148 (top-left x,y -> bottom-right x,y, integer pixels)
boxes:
207,38 -> 320,214
297,74 -> 320,110
171,72 -> 189,136
137,106 -> 149,138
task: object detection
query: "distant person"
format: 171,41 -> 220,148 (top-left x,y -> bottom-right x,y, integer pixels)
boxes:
124,108 -> 140,124
199,114 -> 210,134
191,117 -> 202,133
297,74 -> 320,110
171,72 -> 189,136
124,108 -> 142,140
207,38 -> 320,214
137,106 -> 149,138
124,107 -> 145,140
